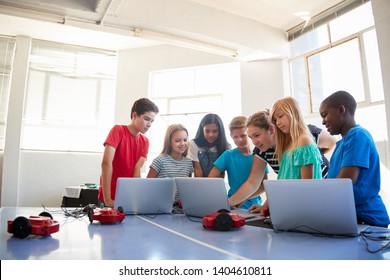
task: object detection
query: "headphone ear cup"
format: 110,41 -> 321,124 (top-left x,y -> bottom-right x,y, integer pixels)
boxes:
214,213 -> 233,231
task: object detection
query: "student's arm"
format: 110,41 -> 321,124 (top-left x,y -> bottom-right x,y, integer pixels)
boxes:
228,156 -> 267,207
246,179 -> 269,213
188,141 -> 204,177
248,177 -> 267,198
248,200 -> 269,213
146,167 -> 158,178
101,144 -> 116,208
133,156 -> 147,178
300,165 -> 314,179
193,161 -> 204,177
298,134 -> 315,179
336,166 -> 360,184
208,166 -> 223,178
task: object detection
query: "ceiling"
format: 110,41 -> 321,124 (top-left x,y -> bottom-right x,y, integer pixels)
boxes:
187,0 -> 347,31
0,0 -> 352,58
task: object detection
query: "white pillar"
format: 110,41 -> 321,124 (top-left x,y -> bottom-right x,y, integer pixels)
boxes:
1,36 -> 31,207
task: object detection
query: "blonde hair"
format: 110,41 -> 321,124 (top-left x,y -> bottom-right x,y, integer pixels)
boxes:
161,124 -> 189,156
270,97 -> 311,160
229,116 -> 247,132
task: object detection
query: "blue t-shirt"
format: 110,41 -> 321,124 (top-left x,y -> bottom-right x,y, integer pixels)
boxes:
213,148 -> 264,209
328,125 -> 389,227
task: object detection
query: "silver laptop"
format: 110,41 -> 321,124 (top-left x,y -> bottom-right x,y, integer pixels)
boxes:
114,178 -> 175,215
264,179 -> 368,236
175,177 -> 259,219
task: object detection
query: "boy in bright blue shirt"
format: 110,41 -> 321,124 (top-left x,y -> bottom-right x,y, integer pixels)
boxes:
320,90 -> 389,227
209,116 -> 266,209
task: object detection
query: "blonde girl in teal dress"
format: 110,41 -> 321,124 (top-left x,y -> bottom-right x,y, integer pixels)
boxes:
270,97 -> 322,179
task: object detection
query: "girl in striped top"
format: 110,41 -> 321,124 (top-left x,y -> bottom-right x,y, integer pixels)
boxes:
147,124 -> 194,204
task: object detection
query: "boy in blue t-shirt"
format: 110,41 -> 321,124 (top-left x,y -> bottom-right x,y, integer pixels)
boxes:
208,116 -> 265,210
319,90 -> 389,227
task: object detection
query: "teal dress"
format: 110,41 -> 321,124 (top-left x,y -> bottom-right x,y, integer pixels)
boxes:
277,143 -> 322,179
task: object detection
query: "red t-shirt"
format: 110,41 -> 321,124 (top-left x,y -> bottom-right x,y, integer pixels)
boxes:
98,125 -> 149,202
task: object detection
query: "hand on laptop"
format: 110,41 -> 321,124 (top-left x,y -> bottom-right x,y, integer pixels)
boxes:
248,204 -> 263,213
249,201 -> 269,216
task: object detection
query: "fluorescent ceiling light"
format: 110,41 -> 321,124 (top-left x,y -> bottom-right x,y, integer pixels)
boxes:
133,28 -> 238,58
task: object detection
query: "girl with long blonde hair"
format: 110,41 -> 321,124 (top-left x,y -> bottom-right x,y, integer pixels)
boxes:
270,97 -> 322,179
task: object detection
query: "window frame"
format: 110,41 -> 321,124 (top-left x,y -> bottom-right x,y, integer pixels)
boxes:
289,2 -> 382,117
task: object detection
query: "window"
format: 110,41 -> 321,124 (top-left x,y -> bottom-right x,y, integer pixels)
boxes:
147,63 -> 241,170
329,3 -> 374,42
0,36 -> 15,150
307,38 -> 365,112
290,25 -> 329,58
21,40 -> 117,152
290,2 -> 382,115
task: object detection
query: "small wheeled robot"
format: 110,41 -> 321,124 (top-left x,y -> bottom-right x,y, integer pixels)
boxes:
202,209 -> 245,231
7,212 -> 60,239
85,205 -> 125,224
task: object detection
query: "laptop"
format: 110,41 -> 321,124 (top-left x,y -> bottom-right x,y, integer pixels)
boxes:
175,177 -> 259,219
263,179 -> 368,237
114,177 -> 175,215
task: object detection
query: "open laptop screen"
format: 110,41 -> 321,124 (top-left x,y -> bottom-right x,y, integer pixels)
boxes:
114,177 -> 175,215
264,179 -> 366,236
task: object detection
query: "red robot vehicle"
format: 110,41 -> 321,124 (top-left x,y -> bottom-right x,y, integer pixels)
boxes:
7,212 -> 60,239
202,209 -> 245,231
85,205 -> 125,224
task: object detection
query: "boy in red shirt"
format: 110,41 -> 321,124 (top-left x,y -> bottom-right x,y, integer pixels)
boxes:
98,98 -> 159,207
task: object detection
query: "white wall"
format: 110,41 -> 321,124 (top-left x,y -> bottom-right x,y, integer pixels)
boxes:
18,151 -> 102,207
240,59 -> 288,114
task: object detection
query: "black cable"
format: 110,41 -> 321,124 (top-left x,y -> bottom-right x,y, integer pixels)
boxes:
271,224 -> 361,238
182,211 -> 202,223
360,230 -> 390,253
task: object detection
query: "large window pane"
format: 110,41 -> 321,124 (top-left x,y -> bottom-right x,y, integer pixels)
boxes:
290,25 -> 329,58
308,38 -> 364,112
329,2 -> 374,42
22,40 -> 117,152
0,36 -> 15,150
290,58 -> 310,115
364,29 -> 384,102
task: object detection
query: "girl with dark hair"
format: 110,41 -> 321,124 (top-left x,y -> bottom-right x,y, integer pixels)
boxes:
188,113 -> 230,177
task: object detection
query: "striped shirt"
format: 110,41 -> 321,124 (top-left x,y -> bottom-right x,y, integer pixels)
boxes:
253,147 -> 279,174
150,154 -> 194,178
150,154 -> 194,203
